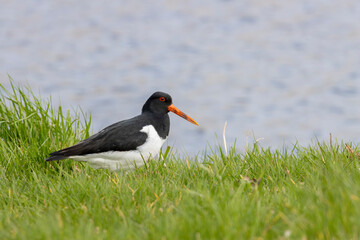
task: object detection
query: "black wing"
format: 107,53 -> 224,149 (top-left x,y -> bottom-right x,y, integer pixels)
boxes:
46,115 -> 148,161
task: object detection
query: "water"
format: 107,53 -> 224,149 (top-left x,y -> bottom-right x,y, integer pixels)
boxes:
1,0 -> 360,155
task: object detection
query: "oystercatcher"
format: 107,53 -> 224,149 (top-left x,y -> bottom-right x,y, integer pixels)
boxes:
46,91 -> 198,170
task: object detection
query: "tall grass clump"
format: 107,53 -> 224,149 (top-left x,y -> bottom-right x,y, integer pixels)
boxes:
0,77 -> 91,176
1,78 -> 360,239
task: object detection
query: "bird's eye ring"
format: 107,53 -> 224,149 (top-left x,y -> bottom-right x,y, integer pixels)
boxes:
159,97 -> 165,102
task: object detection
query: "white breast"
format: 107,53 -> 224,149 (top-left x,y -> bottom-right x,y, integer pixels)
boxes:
137,125 -> 167,156
71,125 -> 167,171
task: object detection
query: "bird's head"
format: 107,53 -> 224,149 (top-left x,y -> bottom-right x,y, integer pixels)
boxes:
142,91 -> 198,126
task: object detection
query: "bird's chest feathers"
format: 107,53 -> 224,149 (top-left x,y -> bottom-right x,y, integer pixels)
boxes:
137,125 -> 167,155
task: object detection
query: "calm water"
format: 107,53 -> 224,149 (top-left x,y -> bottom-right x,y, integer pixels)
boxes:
1,0 -> 360,155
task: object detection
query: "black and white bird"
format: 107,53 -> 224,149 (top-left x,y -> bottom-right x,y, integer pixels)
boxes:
46,92 -> 198,170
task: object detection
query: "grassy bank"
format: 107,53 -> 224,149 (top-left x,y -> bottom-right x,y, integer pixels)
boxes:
1,80 -> 360,239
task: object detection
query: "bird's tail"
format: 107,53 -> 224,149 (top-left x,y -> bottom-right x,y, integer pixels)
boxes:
45,141 -> 87,162
45,153 -> 68,161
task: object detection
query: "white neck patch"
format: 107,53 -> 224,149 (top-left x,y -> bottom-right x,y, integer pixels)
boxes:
137,125 -> 167,155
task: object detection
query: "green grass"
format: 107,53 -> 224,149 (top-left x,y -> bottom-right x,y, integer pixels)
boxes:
1,79 -> 360,239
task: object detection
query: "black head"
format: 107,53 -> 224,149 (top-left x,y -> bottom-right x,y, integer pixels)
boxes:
142,91 -> 199,125
142,91 -> 172,114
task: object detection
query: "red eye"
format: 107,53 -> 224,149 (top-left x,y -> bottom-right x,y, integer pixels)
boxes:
159,97 -> 165,102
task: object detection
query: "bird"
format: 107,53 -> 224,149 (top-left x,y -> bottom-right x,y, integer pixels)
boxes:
45,91 -> 198,170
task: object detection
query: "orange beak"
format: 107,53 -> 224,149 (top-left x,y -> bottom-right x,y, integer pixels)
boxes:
168,104 -> 199,126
